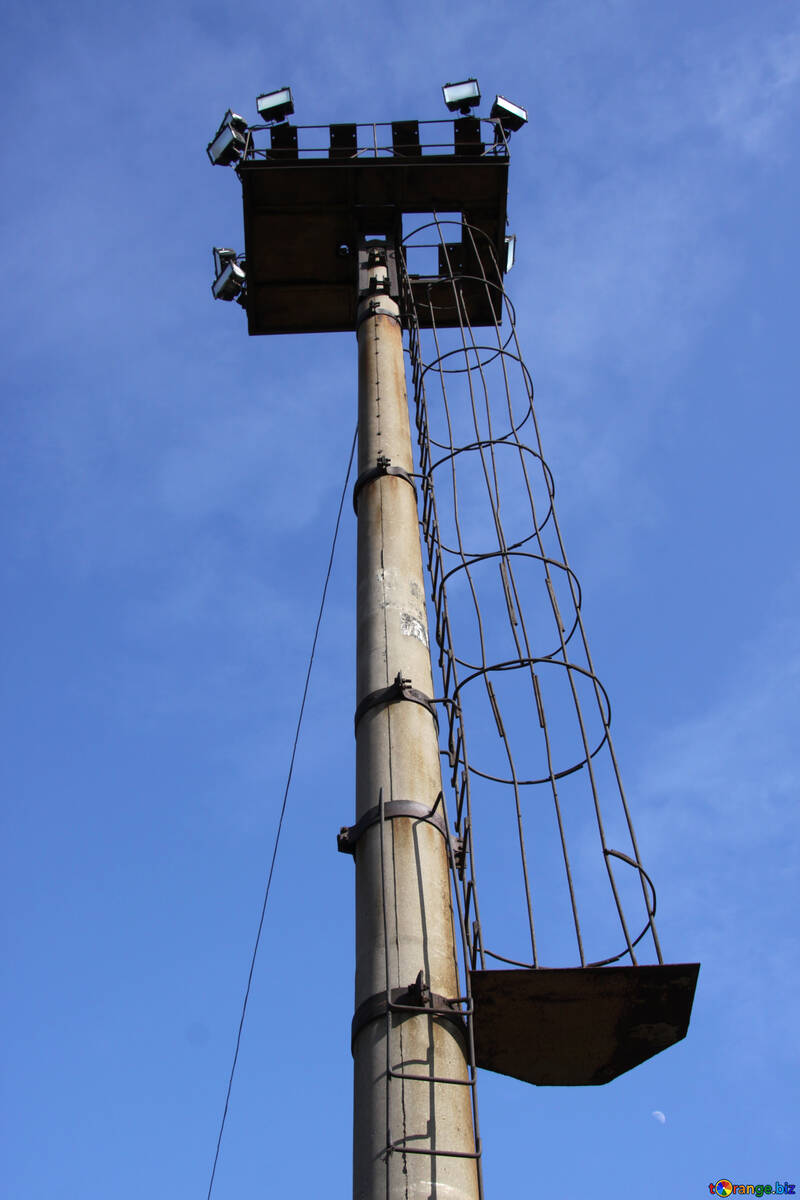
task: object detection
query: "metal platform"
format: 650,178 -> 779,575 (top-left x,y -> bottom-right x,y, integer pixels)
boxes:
238,122 -> 509,335
470,963 -> 700,1086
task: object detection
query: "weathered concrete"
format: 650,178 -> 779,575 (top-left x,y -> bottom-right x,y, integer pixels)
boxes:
352,247 -> 480,1200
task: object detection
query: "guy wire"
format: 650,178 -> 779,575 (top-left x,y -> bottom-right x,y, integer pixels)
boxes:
205,423 -> 359,1200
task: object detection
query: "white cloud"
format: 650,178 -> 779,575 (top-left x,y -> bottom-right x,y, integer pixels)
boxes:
504,12 -> 800,568
522,15 -> 800,397
702,25 -> 800,157
635,585 -> 800,1066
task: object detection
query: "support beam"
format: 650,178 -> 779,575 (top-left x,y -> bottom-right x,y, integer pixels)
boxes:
351,239 -> 480,1200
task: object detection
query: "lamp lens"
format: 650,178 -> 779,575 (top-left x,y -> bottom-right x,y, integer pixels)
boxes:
256,87 -> 294,120
208,127 -> 233,163
492,96 -> 528,129
443,79 -> 480,110
505,235 -> 516,271
213,261 -> 246,300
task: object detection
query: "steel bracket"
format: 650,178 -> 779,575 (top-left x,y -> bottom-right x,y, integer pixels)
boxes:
352,455 -> 417,513
357,238 -> 400,301
337,798 -> 448,855
355,296 -> 401,331
353,671 -> 438,734
350,970 -> 467,1051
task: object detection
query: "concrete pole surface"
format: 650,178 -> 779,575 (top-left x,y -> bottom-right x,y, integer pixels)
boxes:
352,242 -> 480,1200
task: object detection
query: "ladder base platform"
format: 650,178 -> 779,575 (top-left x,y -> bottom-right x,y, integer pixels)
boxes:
470,962 -> 699,1086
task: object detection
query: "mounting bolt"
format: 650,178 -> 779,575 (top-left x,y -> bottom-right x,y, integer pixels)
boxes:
409,969 -> 432,1008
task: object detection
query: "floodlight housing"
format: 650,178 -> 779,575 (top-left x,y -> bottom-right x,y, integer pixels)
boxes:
212,247 -> 246,301
491,94 -> 528,133
505,234 -> 516,272
442,78 -> 481,114
207,110 -> 249,166
256,86 -> 294,124
213,246 -> 237,274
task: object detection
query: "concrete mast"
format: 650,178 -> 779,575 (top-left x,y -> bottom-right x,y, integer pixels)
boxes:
349,241 -> 480,1200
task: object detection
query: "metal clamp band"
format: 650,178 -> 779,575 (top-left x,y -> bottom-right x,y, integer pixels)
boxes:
337,799 -> 447,855
355,297 -> 402,331
350,973 -> 466,1053
352,456 -> 417,513
354,672 -> 438,734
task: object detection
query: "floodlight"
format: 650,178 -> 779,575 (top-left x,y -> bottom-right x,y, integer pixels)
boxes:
505,234 -> 517,272
213,246 -> 237,275
491,94 -> 528,133
212,247 -> 246,301
206,110 -> 249,166
442,78 -> 481,114
256,86 -> 294,124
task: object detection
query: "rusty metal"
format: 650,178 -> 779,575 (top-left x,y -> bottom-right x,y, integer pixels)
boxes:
352,671 -> 439,734
470,964 -> 700,1086
237,119 -> 509,334
337,798 -> 448,855
350,979 -> 467,1051
352,242 -> 482,1198
358,241 -> 400,303
207,94 -> 699,1200
400,213 -> 699,1086
351,456 -> 417,513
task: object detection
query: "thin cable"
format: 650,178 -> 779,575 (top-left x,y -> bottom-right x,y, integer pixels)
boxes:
206,423 -> 359,1200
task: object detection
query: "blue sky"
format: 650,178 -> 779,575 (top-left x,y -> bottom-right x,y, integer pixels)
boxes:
2,1 -> 798,1197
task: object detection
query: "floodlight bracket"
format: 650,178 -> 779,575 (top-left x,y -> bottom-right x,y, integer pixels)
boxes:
357,238 -> 400,302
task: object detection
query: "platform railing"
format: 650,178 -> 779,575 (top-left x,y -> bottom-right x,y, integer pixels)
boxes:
239,117 -> 510,162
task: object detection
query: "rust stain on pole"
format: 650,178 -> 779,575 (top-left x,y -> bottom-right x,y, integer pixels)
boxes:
351,240 -> 480,1200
